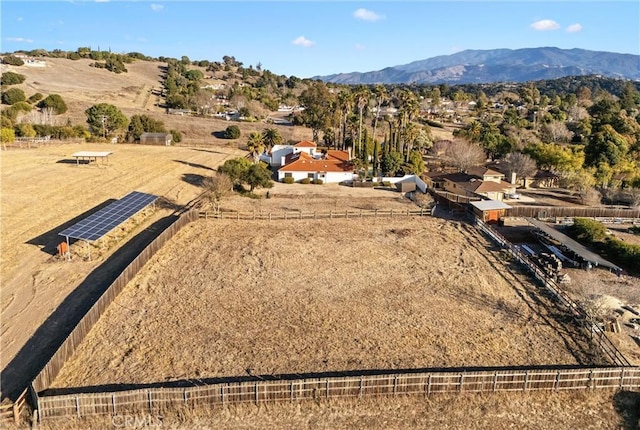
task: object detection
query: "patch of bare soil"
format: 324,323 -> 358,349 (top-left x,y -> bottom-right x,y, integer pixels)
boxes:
37,390 -> 638,430
50,210 -> 583,388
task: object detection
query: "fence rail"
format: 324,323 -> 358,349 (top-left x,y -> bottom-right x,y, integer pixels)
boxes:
0,389 -> 27,425
199,208 -> 431,220
36,367 -> 640,419
32,210 -> 199,394
474,217 -> 630,367
508,206 -> 640,219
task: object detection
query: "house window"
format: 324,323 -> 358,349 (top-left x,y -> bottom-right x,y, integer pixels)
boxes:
307,173 -> 314,179
284,173 -> 292,178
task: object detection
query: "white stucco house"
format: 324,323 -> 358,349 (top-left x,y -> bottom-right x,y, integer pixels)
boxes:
260,140 -> 319,167
277,149 -> 354,184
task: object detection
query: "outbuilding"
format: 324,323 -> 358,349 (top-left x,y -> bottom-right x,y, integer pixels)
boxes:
139,132 -> 172,146
470,200 -> 512,223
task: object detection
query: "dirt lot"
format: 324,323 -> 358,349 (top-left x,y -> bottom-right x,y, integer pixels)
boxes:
50,204 -> 588,388
0,142 -> 245,398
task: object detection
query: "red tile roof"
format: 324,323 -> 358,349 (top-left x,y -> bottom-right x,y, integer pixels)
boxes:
294,140 -> 317,148
326,150 -> 350,161
279,157 -> 353,173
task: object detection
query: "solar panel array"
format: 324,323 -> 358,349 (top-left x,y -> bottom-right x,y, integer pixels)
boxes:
59,191 -> 158,241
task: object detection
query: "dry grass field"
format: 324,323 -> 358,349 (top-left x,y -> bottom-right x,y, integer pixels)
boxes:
50,208 -> 589,388
0,142 -> 244,396
36,390 -> 639,430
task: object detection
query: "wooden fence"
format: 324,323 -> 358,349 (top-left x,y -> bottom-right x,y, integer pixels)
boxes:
0,389 -> 27,425
198,208 -> 432,221
31,209 -> 199,394
36,367 -> 640,420
474,218 -> 630,367
508,205 -> 640,220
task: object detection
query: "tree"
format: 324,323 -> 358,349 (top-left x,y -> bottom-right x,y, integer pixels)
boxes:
126,114 -> 166,142
262,127 -> 283,150
540,121 -> 573,144
446,139 -> 486,172
1,88 -> 26,105
203,172 -> 233,212
404,150 -> 425,175
298,81 -> 334,142
85,103 -> 129,137
1,128 -> 15,146
243,162 -> 274,191
223,125 -> 241,139
218,157 -> 251,186
584,124 -> 629,168
381,151 -> 404,176
246,132 -> 265,161
501,152 -> 537,183
170,129 -> 182,143
37,94 -> 68,115
14,123 -> 36,138
1,71 -> 26,86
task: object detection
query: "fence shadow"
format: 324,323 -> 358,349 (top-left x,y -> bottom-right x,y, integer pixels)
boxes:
42,363 -> 600,396
26,199 -> 117,256
1,214 -> 180,402
613,390 -> 640,430
173,160 -> 214,171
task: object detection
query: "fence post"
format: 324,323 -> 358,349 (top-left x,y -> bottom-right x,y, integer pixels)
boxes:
459,374 -> 464,392
255,382 -> 259,405
359,377 -> 363,398
148,391 -> 152,413
523,370 -> 529,392
75,396 -> 80,418
221,385 -> 225,406
493,371 -> 498,392
554,371 -> 560,391
184,389 -> 188,405
393,376 -> 397,396
427,375 -> 432,395
326,379 -> 330,399
290,381 -> 294,402
620,368 -> 626,389
112,393 -> 116,414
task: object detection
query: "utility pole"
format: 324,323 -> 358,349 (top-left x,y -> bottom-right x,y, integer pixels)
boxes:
101,115 -> 107,139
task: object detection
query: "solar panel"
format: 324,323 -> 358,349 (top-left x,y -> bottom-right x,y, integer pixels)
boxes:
59,191 -> 158,241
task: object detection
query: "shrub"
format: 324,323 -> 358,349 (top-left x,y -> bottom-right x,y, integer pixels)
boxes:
282,176 -> 295,184
300,177 -> 311,184
1,71 -> 26,86
1,56 -> 24,66
1,88 -> 26,105
37,94 -> 67,114
223,125 -> 241,139
312,178 -> 323,185
14,123 -> 36,138
27,93 -> 43,104
1,127 -> 15,143
569,218 -> 608,243
382,181 -> 392,187
170,129 -> 182,144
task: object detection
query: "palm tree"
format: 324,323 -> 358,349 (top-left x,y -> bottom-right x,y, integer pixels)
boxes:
246,132 -> 265,162
355,86 -> 370,158
337,90 -> 354,150
262,128 -> 283,151
371,85 -> 388,144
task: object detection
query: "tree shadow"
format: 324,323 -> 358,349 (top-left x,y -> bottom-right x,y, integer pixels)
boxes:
181,173 -> 205,187
211,131 -> 227,139
173,160 -> 214,171
1,214 -> 180,401
26,199 -> 117,256
613,390 -> 640,430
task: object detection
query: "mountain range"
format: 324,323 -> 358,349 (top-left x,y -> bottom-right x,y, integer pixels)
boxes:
314,47 -> 640,85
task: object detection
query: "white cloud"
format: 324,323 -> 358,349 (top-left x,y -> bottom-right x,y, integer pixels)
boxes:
94,0 -> 110,3
151,4 -> 164,12
355,43 -> 365,50
353,8 -> 385,22
17,17 -> 23,22
566,23 -> 583,33
7,37 -> 33,43
292,36 -> 315,48
531,19 -> 560,31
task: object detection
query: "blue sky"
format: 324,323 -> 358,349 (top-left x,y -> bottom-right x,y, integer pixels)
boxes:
1,1 -> 638,78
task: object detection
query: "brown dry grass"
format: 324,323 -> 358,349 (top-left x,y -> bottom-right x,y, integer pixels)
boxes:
36,390 -> 639,430
0,142 -> 244,374
51,205 -> 584,388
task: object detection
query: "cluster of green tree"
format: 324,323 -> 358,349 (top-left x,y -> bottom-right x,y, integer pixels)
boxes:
162,59 -> 205,110
245,128 -> 283,157
566,218 -> 640,273
217,157 -> 273,192
294,82 -> 431,177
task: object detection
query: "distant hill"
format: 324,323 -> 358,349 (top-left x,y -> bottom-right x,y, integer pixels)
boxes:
315,47 -> 640,84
